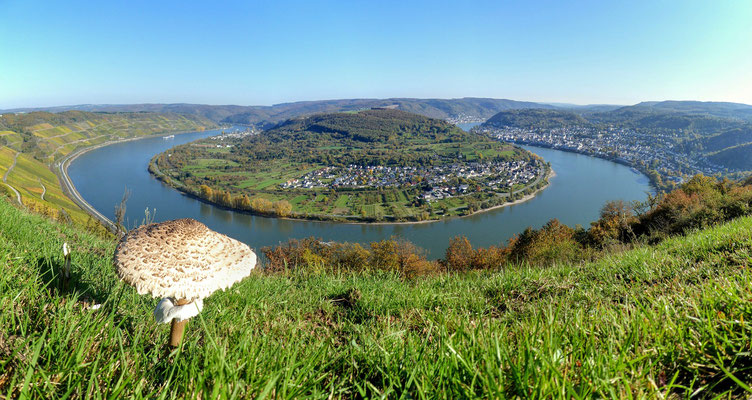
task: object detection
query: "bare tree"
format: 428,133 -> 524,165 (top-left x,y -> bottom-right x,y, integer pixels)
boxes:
114,187 -> 131,238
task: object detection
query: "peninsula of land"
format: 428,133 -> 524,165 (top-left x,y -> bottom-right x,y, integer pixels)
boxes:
151,109 -> 550,222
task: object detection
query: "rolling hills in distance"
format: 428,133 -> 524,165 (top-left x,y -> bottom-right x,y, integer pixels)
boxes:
1,98 -> 556,128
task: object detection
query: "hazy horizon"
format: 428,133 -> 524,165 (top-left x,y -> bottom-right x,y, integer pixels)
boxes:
2,0 -> 751,109
5,97 -> 752,114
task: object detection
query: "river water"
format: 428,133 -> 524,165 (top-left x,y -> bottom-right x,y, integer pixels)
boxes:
68,126 -> 652,258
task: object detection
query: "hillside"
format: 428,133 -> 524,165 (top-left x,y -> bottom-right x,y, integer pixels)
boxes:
2,190 -> 752,397
152,109 -> 546,222
709,143 -> 752,170
619,100 -> 752,122
483,109 -> 590,129
0,111 -> 217,228
1,98 -> 555,128
479,106 -> 752,188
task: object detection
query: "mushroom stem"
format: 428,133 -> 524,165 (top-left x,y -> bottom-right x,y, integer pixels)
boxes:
62,243 -> 71,292
169,299 -> 190,347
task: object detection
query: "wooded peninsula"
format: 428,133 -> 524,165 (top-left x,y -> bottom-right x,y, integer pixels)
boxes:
151,109 -> 550,222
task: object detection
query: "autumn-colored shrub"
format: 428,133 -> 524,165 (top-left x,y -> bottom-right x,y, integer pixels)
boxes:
632,175 -> 748,239
263,175 -> 752,274
587,200 -> 636,247
444,236 -> 474,272
508,219 -> 581,266
443,236 -> 508,271
262,236 -> 438,277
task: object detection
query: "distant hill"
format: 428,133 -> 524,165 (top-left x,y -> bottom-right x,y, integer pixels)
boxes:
613,100 -> 752,122
1,98 -> 556,127
708,143 -> 752,170
545,103 -> 624,113
693,126 -> 752,152
483,109 -> 590,129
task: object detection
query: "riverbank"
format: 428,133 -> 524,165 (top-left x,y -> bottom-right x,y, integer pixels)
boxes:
508,140 -> 661,192
69,139 -> 651,257
149,154 -> 554,225
343,167 -> 556,225
55,127 -> 223,232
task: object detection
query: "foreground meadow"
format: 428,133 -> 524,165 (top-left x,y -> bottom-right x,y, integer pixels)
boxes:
1,197 -> 752,398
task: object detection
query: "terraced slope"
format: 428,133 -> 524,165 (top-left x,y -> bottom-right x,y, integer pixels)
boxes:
0,111 -> 216,228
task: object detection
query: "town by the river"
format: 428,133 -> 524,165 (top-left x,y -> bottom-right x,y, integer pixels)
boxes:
67,125 -> 653,258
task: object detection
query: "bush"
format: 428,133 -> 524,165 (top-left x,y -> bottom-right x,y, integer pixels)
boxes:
264,175 -> 752,274
443,236 -> 507,271
261,236 -> 439,277
508,219 -> 581,266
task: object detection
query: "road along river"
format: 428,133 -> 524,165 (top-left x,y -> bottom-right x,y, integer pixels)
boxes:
67,127 -> 652,258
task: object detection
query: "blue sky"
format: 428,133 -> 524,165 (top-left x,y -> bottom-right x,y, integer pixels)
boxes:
1,0 -> 751,108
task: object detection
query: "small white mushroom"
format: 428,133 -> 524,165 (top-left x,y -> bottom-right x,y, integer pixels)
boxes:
113,219 -> 257,346
62,242 -> 71,291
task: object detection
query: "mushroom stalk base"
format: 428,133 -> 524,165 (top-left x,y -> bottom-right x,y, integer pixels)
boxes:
169,299 -> 190,347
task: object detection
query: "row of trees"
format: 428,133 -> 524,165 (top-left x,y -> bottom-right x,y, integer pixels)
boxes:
262,174 -> 752,275
198,185 -> 292,217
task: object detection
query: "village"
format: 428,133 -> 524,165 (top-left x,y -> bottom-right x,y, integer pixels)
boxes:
477,125 -> 727,184
280,159 -> 544,201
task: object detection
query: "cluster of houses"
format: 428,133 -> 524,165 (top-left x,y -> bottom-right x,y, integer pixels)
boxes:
208,128 -> 256,141
280,159 -> 544,201
446,114 -> 485,124
205,128 -> 257,149
478,125 -> 726,183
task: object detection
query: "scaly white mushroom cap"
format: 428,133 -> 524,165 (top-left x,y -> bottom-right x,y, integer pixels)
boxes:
114,219 -> 256,301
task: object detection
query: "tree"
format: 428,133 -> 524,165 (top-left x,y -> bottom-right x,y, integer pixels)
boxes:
251,197 -> 273,214
199,184 -> 213,199
235,194 -> 251,210
273,200 -> 292,217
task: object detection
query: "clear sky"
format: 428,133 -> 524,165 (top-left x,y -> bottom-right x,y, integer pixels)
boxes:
1,0 -> 751,108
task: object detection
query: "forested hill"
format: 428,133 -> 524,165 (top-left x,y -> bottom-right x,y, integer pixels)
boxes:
1,98 -> 555,128
153,109 -> 534,222
480,105 -> 752,176
259,109 -> 471,145
616,100 -> 752,122
484,109 -> 590,130
222,109 -> 522,169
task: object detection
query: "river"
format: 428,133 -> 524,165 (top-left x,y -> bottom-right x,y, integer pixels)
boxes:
68,125 -> 652,258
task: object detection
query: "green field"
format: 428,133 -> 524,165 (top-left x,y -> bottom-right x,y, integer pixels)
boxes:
2,191 -> 752,397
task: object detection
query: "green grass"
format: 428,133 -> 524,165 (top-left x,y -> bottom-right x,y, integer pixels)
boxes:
333,194 -> 349,209
2,197 -> 752,398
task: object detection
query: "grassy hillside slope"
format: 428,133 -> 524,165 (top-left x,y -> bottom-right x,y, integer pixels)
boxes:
1,196 -> 752,398
0,111 -> 216,228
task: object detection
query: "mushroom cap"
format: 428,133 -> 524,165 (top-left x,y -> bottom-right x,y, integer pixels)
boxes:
114,219 -> 256,301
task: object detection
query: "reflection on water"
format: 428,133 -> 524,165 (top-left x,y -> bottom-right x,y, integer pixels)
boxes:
68,128 -> 652,258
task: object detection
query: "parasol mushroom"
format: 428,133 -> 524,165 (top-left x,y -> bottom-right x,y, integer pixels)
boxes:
113,218 -> 256,347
